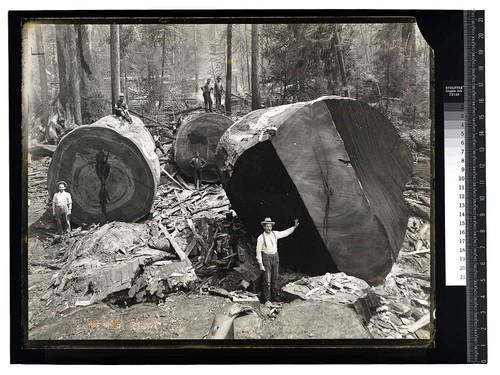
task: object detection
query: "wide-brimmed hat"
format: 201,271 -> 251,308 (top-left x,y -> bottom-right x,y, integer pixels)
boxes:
119,92 -> 125,97
57,181 -> 67,188
261,217 -> 275,226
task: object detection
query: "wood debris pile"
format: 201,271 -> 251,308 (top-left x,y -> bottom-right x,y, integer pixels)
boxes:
33,222 -> 196,315
282,272 -> 370,303
281,214 -> 431,340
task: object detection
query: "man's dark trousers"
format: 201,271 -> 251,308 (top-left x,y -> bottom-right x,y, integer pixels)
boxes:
203,93 -> 213,112
262,252 -> 279,302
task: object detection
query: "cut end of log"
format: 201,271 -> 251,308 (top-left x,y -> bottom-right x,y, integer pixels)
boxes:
47,115 -> 160,225
216,96 -> 413,284
174,113 -> 233,182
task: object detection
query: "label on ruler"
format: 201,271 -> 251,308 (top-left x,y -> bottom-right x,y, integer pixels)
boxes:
444,82 -> 466,286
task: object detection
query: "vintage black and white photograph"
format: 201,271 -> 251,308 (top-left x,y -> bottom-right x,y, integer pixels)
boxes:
22,18 -> 433,342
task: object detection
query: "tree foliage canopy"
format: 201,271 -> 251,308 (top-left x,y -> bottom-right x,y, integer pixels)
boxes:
25,21 -> 430,130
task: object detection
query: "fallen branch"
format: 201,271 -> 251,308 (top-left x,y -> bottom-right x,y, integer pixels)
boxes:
160,166 -> 184,189
184,236 -> 200,257
405,185 -> 431,192
190,202 -> 230,215
407,200 -> 430,221
401,249 -> 430,257
157,221 -> 188,263
394,272 -> 430,281
175,174 -> 193,190
29,261 -> 62,270
418,195 -> 431,207
406,314 -> 431,333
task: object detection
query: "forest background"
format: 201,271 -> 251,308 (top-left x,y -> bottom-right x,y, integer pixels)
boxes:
23,22 -> 431,135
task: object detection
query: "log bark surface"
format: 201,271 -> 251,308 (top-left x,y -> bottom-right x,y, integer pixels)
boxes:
215,96 -> 413,284
47,115 -> 160,225
174,113 -> 233,182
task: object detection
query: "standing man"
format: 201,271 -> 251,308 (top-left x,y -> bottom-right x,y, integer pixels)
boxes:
115,93 -> 132,123
214,76 -> 224,111
201,78 -> 213,112
256,217 -> 299,305
190,151 -> 207,190
52,181 -> 72,234
153,131 -> 165,155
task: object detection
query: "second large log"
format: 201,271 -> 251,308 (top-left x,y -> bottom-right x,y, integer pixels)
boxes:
215,96 -> 413,284
174,113 -> 233,182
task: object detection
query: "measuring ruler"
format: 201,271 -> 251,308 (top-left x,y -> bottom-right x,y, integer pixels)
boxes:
444,10 -> 486,363
464,10 -> 487,364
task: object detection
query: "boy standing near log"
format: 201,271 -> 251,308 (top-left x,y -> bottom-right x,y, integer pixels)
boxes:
201,78 -> 213,112
52,181 -> 72,234
190,151 -> 207,190
256,217 -> 299,305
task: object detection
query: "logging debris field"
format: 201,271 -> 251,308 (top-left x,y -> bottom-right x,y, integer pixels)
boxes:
26,122 -> 432,341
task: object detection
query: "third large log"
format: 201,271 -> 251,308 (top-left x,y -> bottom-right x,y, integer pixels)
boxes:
215,96 -> 413,284
174,113 -> 233,182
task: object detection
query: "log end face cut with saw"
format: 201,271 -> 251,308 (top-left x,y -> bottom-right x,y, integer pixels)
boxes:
174,113 -> 234,183
47,115 -> 160,226
215,96 -> 413,284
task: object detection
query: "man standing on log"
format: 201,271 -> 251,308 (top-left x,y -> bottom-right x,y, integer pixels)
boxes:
201,78 -> 213,112
52,181 -> 72,234
115,93 -> 132,123
190,151 -> 207,190
214,76 -> 224,111
256,217 -> 299,305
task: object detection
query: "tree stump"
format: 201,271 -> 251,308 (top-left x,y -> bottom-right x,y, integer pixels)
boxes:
47,115 -> 160,225
174,113 -> 233,182
215,96 -> 413,284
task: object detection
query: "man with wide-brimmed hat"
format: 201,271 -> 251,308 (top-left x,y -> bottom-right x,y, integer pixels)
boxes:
52,181 -> 72,234
256,217 -> 299,305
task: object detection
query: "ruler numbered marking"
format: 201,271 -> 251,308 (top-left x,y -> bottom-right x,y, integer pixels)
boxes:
464,10 -> 487,364
444,83 -> 466,286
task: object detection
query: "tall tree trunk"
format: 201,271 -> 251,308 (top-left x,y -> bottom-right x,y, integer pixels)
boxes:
76,25 -> 93,78
67,25 -> 82,125
194,25 -> 199,95
55,25 -> 68,110
239,28 -> 246,94
225,24 -> 232,113
75,25 -> 85,94
124,61 -> 129,103
245,25 -> 251,94
333,25 -> 349,97
402,23 -> 416,58
159,28 -> 166,108
360,25 -> 371,72
110,24 -> 120,113
34,25 -> 49,127
172,32 -> 176,82
251,24 -> 260,110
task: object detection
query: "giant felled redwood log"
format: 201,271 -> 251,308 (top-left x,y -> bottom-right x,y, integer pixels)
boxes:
215,96 -> 413,284
47,115 -> 160,225
174,113 -> 233,182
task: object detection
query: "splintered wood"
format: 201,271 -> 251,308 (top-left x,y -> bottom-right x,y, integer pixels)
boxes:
34,222 -> 197,311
